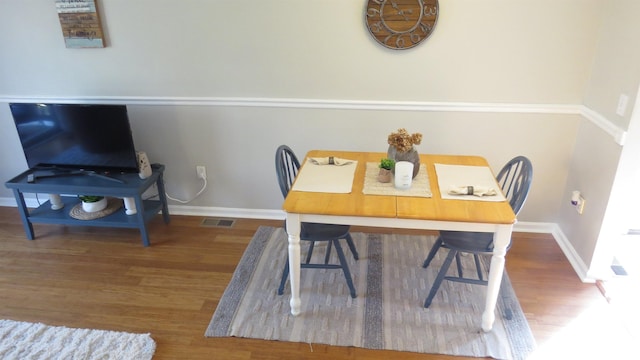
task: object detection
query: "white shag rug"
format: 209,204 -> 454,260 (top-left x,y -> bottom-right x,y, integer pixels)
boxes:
0,319 -> 156,360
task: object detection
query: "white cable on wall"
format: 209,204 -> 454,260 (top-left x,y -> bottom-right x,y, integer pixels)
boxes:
165,177 -> 207,204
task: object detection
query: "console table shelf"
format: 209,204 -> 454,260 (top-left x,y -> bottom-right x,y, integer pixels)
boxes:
30,197 -> 163,228
5,164 -> 170,246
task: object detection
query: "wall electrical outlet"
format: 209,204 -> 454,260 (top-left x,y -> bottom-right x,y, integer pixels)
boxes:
196,166 -> 207,180
575,195 -> 586,214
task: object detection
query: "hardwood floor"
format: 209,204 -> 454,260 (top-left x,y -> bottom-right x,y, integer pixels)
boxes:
0,206 -> 636,359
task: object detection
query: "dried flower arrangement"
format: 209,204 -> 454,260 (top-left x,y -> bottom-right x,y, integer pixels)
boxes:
387,128 -> 423,153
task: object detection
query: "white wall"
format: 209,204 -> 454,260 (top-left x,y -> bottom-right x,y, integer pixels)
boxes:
0,1 -> 615,263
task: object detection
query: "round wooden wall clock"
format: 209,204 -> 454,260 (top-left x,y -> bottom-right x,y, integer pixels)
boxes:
365,0 -> 439,50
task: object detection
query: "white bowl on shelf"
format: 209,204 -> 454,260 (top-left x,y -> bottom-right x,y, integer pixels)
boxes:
82,197 -> 108,213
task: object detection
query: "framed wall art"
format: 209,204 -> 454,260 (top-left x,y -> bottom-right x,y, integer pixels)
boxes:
56,0 -> 105,48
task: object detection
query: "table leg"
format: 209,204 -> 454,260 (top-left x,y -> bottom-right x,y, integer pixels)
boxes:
134,196 -> 150,247
12,189 -> 34,240
156,173 -> 170,224
285,213 -> 302,316
482,224 -> 513,332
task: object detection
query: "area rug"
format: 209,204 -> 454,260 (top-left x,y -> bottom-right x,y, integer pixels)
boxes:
0,319 -> 156,360
206,226 -> 535,360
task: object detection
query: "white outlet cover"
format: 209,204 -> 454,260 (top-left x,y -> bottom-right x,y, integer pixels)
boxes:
616,94 -> 629,116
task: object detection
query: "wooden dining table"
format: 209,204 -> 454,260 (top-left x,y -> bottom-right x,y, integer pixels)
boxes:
282,150 -> 517,332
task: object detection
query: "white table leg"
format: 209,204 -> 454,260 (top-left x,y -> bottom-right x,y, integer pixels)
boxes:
482,224 -> 513,332
286,213 -> 302,316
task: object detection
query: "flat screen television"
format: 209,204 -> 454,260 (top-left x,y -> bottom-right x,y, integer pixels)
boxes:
9,103 -> 139,174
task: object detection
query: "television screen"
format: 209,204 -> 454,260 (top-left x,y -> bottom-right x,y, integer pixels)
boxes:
9,103 -> 139,173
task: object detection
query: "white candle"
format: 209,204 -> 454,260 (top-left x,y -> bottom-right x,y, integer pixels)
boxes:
394,161 -> 414,190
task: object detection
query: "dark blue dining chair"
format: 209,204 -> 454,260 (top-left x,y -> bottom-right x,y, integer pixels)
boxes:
275,145 -> 358,298
422,156 -> 533,307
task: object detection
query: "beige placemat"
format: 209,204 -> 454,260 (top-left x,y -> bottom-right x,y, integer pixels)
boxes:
363,162 -> 432,197
291,159 -> 358,193
434,163 -> 506,202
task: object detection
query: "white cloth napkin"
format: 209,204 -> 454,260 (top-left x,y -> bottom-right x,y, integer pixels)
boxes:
448,185 -> 497,197
308,157 -> 354,166
435,164 -> 506,202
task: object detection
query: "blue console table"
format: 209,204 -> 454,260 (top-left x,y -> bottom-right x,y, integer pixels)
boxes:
4,164 -> 170,247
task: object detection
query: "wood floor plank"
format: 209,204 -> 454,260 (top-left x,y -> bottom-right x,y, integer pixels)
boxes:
0,207 -> 635,359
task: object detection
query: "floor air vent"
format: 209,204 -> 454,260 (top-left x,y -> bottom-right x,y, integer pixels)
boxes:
611,264 -> 628,276
201,218 -> 236,228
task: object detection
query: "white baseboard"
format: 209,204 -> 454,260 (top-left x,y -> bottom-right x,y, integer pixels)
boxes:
514,221 -> 593,282
169,204 -> 284,220
0,198 -> 17,207
512,221 -> 555,233
0,197 -> 286,220
0,197 -> 562,229
0,197 -> 591,281
549,223 -> 593,282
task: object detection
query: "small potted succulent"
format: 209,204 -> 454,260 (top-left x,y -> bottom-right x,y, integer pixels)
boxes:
78,195 -> 107,213
377,158 -> 395,183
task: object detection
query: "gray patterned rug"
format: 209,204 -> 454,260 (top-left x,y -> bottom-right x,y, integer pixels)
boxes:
206,226 -> 535,360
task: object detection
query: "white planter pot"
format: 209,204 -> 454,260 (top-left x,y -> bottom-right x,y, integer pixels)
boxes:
82,197 -> 107,213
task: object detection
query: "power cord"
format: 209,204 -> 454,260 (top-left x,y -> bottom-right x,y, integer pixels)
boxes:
165,174 -> 207,204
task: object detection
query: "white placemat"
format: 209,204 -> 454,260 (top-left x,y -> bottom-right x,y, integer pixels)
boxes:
291,159 -> 357,193
362,162 -> 432,197
434,163 -> 506,201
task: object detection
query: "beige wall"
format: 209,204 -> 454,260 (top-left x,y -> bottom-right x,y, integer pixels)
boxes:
0,101 -> 580,224
0,1 -> 599,102
2,0 -> 633,279
583,0 -> 640,129
558,0 -> 640,278
557,120 -> 622,268
0,0 -> 600,216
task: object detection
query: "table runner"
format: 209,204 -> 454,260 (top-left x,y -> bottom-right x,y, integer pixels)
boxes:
362,162 -> 432,197
291,159 -> 357,193
435,163 -> 506,201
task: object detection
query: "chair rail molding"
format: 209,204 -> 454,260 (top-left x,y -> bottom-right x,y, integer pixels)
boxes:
579,106 -> 627,146
1,95 -> 626,145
